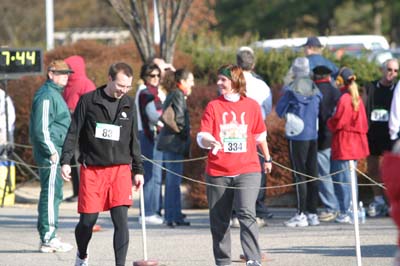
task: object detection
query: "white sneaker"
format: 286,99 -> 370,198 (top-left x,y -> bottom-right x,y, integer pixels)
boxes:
256,217 -> 268,227
39,238 -> 73,253
75,252 -> 89,266
367,201 -> 388,217
246,260 -> 262,266
284,213 -> 308,227
307,213 -> 320,226
230,217 -> 240,228
335,213 -> 351,224
139,214 -> 163,225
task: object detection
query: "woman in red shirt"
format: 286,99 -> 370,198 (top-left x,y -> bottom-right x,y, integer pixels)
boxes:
328,67 -> 369,223
196,64 -> 272,266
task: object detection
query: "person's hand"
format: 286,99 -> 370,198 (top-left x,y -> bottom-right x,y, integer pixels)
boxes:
61,164 -> 72,181
133,174 -> 144,191
50,152 -> 59,165
209,140 -> 222,155
6,143 -> 14,155
264,161 -> 272,174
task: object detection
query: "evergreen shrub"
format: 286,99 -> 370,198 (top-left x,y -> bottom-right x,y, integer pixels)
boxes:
8,39 -> 377,206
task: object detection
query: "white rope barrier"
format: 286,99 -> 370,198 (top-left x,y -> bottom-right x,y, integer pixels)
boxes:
5,142 -> 387,190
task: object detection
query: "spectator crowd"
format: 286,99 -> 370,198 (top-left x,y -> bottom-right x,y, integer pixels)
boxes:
1,35 -> 397,266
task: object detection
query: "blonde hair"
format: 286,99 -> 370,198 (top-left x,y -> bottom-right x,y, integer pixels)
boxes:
336,67 -> 360,111
348,81 -> 360,111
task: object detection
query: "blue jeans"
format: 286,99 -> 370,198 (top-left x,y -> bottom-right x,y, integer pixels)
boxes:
317,148 -> 339,213
163,150 -> 183,223
152,144 -> 163,215
139,131 -> 160,216
331,160 -> 358,214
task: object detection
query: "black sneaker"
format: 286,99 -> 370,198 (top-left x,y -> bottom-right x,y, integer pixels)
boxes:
65,196 -> 78,202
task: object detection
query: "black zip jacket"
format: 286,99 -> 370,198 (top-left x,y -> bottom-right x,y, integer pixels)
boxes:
60,86 -> 144,175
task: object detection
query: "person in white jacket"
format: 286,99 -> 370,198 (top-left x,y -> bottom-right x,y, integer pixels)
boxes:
0,85 -> 15,157
390,80 -> 400,143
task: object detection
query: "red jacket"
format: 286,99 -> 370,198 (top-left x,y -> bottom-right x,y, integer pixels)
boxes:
63,55 -> 96,112
327,91 -> 369,160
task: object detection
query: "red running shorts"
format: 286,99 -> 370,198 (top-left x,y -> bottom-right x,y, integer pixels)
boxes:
78,164 -> 133,213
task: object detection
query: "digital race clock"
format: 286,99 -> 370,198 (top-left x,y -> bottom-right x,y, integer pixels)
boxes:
0,48 -> 43,79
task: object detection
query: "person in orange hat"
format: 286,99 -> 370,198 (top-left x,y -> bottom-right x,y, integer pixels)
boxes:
29,59 -> 74,253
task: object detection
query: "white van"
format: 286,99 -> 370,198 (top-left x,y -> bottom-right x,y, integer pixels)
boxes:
253,35 -> 390,53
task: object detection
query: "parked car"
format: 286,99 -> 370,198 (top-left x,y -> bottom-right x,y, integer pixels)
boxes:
367,50 -> 394,65
390,48 -> 400,60
253,35 -> 390,59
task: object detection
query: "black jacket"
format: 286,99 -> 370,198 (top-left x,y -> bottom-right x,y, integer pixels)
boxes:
61,86 -> 144,175
364,80 -> 395,139
315,79 -> 341,150
156,89 -> 190,155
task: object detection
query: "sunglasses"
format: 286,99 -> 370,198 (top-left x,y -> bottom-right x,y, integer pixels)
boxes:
148,74 -> 160,78
51,70 -> 71,76
387,68 -> 399,73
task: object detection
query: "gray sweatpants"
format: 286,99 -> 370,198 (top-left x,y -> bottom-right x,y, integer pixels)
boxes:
206,172 -> 261,266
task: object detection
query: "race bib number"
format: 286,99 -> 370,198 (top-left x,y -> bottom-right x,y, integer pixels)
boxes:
95,123 -> 120,141
223,138 -> 247,153
371,109 -> 389,122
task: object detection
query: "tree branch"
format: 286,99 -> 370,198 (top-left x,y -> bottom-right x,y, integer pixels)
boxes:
109,0 -> 193,63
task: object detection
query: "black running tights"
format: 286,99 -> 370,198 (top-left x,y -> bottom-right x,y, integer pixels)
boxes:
75,206 -> 129,266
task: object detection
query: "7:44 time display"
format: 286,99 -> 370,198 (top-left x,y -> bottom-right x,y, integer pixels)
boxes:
0,48 -> 43,78
1,51 -> 37,65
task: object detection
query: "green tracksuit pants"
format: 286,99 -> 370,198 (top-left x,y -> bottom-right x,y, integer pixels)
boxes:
37,160 -> 64,243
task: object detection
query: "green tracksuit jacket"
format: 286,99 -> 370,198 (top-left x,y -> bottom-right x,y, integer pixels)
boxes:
29,79 -> 71,243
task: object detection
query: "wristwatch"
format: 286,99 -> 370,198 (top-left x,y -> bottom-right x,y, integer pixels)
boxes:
265,156 -> 272,163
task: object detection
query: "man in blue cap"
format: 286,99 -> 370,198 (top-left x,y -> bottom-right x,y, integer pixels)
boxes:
284,36 -> 338,86
303,36 -> 338,78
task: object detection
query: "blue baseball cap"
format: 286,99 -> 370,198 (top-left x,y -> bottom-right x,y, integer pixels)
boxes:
303,37 -> 322,47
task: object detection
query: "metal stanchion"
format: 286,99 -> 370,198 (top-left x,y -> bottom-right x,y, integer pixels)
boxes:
350,160 -> 362,266
133,185 -> 158,266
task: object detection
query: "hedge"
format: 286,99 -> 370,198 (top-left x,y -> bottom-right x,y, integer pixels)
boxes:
7,39 -> 379,208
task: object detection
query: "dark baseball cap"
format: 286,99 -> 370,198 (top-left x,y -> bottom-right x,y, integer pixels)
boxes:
340,67 -> 355,82
303,36 -> 323,47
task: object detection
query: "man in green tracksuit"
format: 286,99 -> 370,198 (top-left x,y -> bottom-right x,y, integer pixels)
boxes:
29,59 -> 74,253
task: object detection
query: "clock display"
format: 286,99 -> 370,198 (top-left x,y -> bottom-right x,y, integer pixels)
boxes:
0,48 -> 43,79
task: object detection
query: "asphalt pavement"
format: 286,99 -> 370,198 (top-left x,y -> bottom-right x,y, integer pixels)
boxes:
0,181 -> 397,266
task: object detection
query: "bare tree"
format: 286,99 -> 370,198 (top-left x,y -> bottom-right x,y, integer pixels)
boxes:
108,0 -> 193,63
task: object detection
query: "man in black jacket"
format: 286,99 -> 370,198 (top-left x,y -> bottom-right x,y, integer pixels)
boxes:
364,58 -> 399,217
313,65 -> 341,222
60,62 -> 144,266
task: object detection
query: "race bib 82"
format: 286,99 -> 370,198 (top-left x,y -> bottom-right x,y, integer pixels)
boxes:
95,123 -> 121,141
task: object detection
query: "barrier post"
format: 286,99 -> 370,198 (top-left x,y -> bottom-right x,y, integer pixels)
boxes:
350,160 -> 362,266
133,185 -> 158,266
